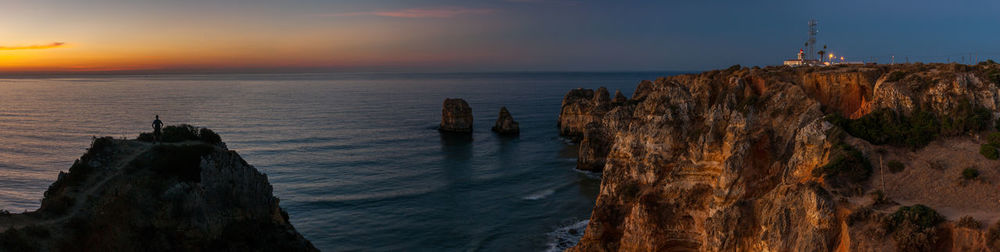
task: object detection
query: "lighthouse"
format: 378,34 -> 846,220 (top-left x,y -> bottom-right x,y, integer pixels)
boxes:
783,49 -> 808,66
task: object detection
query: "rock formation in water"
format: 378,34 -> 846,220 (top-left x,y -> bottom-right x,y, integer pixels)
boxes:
558,87 -> 619,141
0,125 -> 317,251
440,98 -> 474,133
563,63 -> 1000,251
491,106 -> 520,135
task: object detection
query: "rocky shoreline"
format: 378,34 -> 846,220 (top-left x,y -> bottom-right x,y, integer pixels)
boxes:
561,63 -> 1000,251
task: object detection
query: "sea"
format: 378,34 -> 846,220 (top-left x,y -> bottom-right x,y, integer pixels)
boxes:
0,71 -> 678,251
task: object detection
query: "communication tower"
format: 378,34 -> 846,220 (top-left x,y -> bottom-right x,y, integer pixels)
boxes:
807,20 -> 817,61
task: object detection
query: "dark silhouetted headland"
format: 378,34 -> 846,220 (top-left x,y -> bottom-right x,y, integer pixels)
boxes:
0,125 -> 316,251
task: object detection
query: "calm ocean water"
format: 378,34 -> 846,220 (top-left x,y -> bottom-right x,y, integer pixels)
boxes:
0,72 -> 676,251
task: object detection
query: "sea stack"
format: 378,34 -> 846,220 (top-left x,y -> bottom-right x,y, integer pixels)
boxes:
491,107 -> 519,135
440,98 -> 473,133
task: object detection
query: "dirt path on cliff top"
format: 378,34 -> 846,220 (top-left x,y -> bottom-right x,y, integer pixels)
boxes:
0,141 -> 212,232
863,135 -> 1000,225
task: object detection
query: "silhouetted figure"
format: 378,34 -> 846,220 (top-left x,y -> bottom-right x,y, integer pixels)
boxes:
152,115 -> 163,143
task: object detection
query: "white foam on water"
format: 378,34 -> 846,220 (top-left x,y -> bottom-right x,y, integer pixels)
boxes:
523,188 -> 556,200
572,168 -> 602,179
545,220 -> 589,252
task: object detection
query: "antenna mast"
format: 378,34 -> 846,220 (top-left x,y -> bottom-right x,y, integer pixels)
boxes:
807,19 -> 817,61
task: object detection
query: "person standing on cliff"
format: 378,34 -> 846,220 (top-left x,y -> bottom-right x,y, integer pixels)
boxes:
152,115 -> 164,143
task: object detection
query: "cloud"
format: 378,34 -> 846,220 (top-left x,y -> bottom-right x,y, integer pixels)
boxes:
505,0 -> 580,6
0,42 -> 66,50
327,7 -> 496,18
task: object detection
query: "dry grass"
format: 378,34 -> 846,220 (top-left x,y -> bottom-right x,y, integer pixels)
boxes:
863,136 -> 1000,225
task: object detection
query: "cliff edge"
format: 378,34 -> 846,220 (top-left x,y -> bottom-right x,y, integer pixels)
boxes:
0,125 -> 317,251
561,63 -> 1000,251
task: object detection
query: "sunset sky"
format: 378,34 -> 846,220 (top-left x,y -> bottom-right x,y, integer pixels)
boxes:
2,0 -> 1000,73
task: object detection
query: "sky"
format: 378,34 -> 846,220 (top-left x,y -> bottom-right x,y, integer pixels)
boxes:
1,0 -> 1000,73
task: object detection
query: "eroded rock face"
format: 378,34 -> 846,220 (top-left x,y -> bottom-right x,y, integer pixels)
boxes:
611,90 -> 628,104
491,106 -> 519,135
440,98 -> 474,133
568,63 -> 1000,251
558,87 -> 618,140
18,136 -> 318,251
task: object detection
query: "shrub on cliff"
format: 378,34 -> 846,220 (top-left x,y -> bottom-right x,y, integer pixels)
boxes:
885,204 -> 944,251
199,128 -> 222,144
981,144 -> 999,160
161,124 -> 200,142
827,108 -> 936,148
137,132 -> 156,142
886,71 -> 907,82
940,99 -> 992,135
887,160 -> 905,173
988,132 -> 1000,146
829,104 -> 991,149
962,167 -> 980,180
138,124 -> 223,144
813,143 -> 871,193
957,216 -> 982,229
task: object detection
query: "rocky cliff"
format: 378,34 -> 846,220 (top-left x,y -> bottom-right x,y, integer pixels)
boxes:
0,126 -> 316,251
562,63 -> 1000,251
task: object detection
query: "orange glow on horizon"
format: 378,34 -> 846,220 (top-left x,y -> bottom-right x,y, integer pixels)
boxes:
0,42 -> 66,51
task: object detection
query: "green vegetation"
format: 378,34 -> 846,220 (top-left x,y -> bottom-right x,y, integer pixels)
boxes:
957,216 -> 982,229
962,167 -> 980,180
827,109 -> 938,148
885,204 -> 944,251
887,160 -> 905,173
813,143 -> 871,193
983,132 -> 1000,160
886,71 -> 907,82
828,100 -> 992,149
981,144 -> 999,160
887,204 -> 943,232
941,100 -> 992,135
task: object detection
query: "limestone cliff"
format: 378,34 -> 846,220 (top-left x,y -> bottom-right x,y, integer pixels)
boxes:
563,63 -> 1000,251
0,127 -> 316,251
